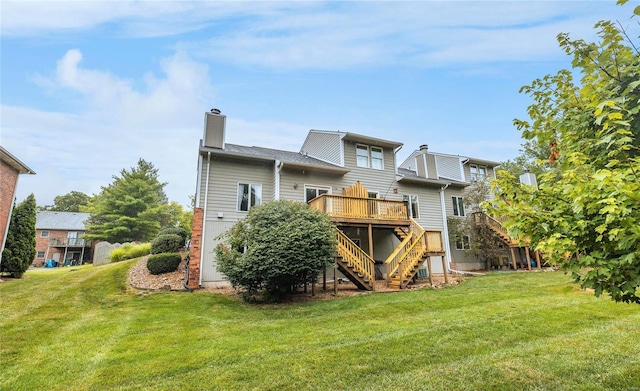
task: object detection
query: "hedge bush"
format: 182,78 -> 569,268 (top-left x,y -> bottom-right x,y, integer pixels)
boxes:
151,234 -> 183,254
146,253 -> 182,275
158,227 -> 189,243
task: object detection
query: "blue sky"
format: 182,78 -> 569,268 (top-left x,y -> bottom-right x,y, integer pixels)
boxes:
1,1 -> 637,207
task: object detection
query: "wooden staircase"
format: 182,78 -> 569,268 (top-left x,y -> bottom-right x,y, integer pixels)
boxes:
473,212 -> 520,247
335,229 -> 375,290
385,219 -> 430,289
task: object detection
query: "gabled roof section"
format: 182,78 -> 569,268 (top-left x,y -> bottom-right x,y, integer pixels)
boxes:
36,211 -> 90,230
0,147 -> 35,175
465,156 -> 501,167
200,143 -> 350,174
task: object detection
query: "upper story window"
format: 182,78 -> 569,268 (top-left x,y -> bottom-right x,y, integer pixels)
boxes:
452,196 -> 465,217
40,230 -> 50,238
237,183 -> 262,212
356,144 -> 384,169
470,164 -> 487,181
305,186 -> 330,202
403,195 -> 419,219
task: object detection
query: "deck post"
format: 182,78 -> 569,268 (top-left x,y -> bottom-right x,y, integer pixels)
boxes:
323,268 -> 327,291
334,262 -> 338,295
510,247 -> 518,270
525,246 -> 532,271
367,224 -> 374,260
442,256 -> 449,284
535,250 -> 541,270
426,256 -> 433,286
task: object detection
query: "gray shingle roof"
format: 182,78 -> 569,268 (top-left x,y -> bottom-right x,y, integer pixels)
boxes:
397,167 -> 467,186
212,144 -> 349,172
35,211 -> 90,230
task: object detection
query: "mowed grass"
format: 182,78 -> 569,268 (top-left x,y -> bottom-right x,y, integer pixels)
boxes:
1,262 -> 639,391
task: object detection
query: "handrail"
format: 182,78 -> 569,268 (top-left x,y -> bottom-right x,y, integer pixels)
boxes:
384,233 -> 414,278
335,229 -> 375,288
397,230 -> 427,281
473,212 -> 520,245
309,194 -> 409,220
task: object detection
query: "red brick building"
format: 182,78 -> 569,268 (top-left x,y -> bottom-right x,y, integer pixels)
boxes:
1,147 -> 35,263
35,211 -> 93,267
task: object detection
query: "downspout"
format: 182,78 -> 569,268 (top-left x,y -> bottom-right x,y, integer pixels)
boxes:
199,152 -> 211,287
439,183 -> 484,276
274,160 -> 283,200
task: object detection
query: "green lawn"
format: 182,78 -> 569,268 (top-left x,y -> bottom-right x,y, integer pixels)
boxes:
1,262 -> 639,391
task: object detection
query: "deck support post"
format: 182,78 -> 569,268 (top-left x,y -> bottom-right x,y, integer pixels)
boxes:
323,268 -> 327,291
334,262 -> 338,295
510,247 -> 518,270
525,246 -> 532,271
426,256 -> 433,286
535,251 -> 541,270
367,224 -> 374,260
442,256 -> 449,284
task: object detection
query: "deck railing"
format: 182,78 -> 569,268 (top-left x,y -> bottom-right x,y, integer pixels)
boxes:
48,238 -> 90,247
308,194 -> 409,220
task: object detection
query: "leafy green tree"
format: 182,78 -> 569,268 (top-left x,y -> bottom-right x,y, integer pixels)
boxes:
1,194 -> 36,278
38,191 -> 91,212
83,159 -> 169,243
498,139 -> 551,178
215,200 -> 336,301
492,4 -> 640,303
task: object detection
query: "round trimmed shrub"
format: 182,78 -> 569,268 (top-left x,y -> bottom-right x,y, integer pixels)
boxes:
146,253 -> 182,275
158,227 -> 189,243
151,234 -> 183,254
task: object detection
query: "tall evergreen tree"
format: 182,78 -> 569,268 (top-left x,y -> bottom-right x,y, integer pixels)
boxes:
83,159 -> 169,243
1,194 -> 37,278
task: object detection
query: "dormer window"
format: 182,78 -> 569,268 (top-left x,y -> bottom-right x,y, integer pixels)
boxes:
356,144 -> 384,169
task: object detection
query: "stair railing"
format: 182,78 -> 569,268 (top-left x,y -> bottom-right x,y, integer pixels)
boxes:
335,229 -> 375,288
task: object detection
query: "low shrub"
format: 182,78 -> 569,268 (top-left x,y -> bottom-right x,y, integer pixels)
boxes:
151,234 -> 183,254
109,243 -> 151,262
146,253 -> 182,275
158,227 -> 189,243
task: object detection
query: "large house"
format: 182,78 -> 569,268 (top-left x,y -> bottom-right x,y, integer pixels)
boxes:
0,147 -> 35,263
188,109 -> 522,290
34,211 -> 93,267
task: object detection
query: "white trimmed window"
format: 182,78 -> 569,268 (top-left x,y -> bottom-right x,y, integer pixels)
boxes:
455,235 -> 471,250
356,144 -> 384,169
305,186 -> 331,202
237,183 -> 262,212
403,195 -> 419,219
452,196 -> 465,217
470,164 -> 487,181
40,230 -> 50,238
36,251 -> 45,258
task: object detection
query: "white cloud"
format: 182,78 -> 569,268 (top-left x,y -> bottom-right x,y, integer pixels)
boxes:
2,48 -> 316,206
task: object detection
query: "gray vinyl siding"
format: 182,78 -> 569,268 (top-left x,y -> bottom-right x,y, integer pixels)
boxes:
435,155 -> 463,181
301,131 -> 343,166
341,139 -> 398,196
199,158 -> 274,219
279,169 -> 342,202
394,182 -> 444,230
399,151 -> 421,170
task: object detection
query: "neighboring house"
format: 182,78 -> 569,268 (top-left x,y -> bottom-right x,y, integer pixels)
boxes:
189,109 -> 522,290
0,147 -> 36,263
34,211 -> 93,266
